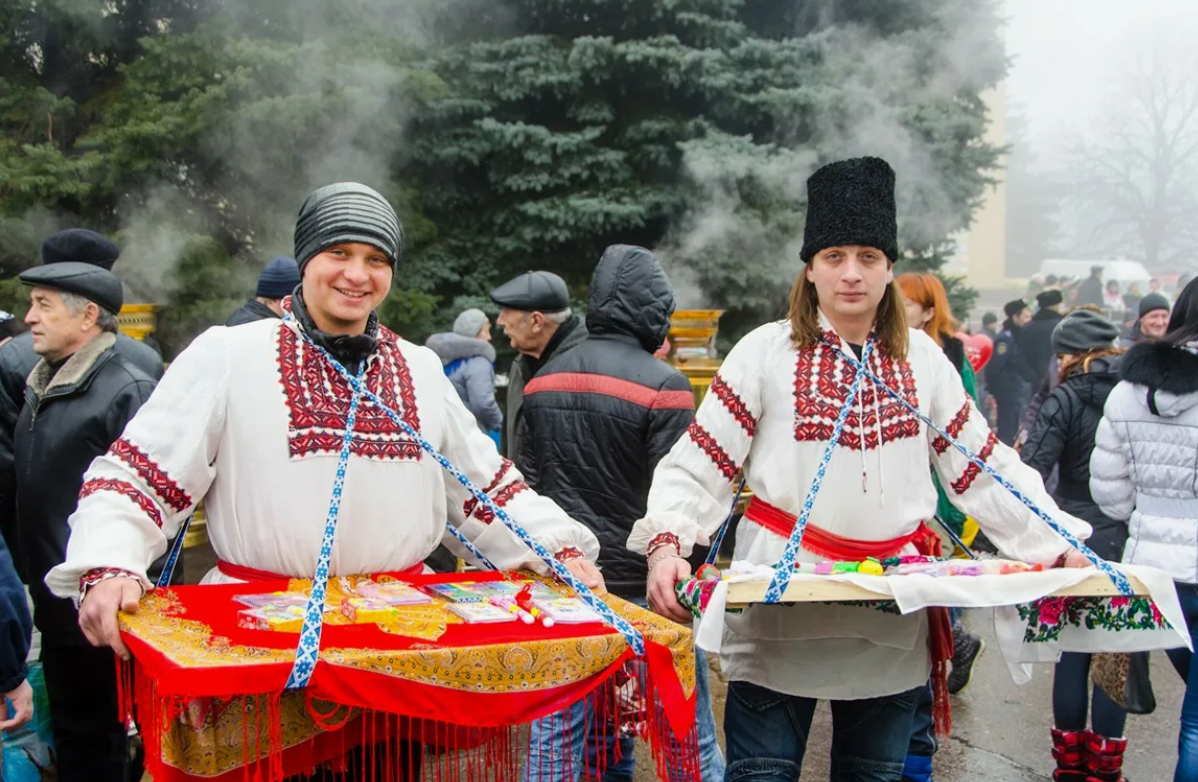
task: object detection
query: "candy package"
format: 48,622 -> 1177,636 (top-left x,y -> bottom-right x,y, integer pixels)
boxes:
447,602 -> 519,624
238,605 -> 306,632
357,581 -> 435,606
531,598 -> 604,624
341,597 -> 400,623
234,591 -> 310,609
423,583 -> 492,603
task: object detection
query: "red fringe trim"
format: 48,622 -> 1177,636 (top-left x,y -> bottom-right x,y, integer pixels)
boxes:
122,657 -> 700,782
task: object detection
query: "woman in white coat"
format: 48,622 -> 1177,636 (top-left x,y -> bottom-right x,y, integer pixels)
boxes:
1091,278 -> 1197,782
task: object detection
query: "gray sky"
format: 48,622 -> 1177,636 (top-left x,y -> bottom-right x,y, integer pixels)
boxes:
1005,0 -> 1197,155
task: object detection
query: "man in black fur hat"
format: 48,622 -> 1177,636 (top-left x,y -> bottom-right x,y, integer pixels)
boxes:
633,157 -> 1093,782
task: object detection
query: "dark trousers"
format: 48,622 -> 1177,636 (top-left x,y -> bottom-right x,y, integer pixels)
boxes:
724,680 -> 920,781
1053,651 -> 1127,738
40,644 -> 129,782
994,391 -> 1025,446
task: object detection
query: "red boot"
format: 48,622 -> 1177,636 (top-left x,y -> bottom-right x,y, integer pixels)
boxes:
1086,733 -> 1128,782
1052,728 -> 1090,782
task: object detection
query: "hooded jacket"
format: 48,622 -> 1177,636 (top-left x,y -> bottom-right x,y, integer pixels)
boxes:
1022,355 -> 1126,561
516,246 -> 694,597
424,333 -> 503,433
1091,341 -> 1198,582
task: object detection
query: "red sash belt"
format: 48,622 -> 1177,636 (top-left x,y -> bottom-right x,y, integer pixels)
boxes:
217,559 -> 425,582
742,496 -> 953,735
743,497 -> 942,559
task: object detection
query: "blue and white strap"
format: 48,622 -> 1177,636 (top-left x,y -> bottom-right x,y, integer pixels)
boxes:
443,520 -> 498,571
828,340 -> 1133,597
302,338 -> 646,657
763,336 -> 877,604
285,359 -> 367,690
155,513 -> 192,588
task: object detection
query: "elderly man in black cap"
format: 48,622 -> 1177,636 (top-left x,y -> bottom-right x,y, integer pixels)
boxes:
1019,289 -> 1066,393
226,255 -> 302,326
0,229 -> 163,552
3,261 -> 157,782
48,182 -> 604,782
490,270 -> 587,463
988,299 -> 1036,445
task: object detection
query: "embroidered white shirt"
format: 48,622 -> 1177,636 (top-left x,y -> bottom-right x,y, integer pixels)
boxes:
629,315 -> 1092,700
46,316 -> 599,598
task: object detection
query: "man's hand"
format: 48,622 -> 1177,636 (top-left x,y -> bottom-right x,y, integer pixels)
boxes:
647,556 -> 693,623
79,576 -> 142,660
0,679 -> 32,732
565,559 -> 606,594
1061,549 -> 1093,569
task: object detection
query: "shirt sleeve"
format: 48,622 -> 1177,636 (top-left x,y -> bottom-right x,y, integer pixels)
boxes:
924,338 -> 1090,565
628,329 -> 763,558
44,327 -> 230,599
0,529 -> 29,693
435,362 -> 599,574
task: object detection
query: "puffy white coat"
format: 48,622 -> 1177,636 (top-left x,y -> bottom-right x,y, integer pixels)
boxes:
1091,340 -> 1198,583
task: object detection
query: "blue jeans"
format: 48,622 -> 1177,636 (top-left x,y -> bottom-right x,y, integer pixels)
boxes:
1168,582 -> 1198,782
725,680 -> 920,782
521,635 -> 725,781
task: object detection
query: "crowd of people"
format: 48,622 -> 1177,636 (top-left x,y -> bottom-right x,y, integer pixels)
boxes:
0,158 -> 1194,782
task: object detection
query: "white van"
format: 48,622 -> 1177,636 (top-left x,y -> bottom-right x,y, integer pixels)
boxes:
1037,259 -> 1152,292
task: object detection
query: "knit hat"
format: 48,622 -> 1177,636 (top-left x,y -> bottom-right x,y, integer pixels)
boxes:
41,229 -> 120,270
293,183 -> 403,272
1138,292 -> 1170,318
800,157 -> 898,263
1036,289 -> 1063,309
1003,299 -> 1028,318
981,312 -> 998,327
256,256 -> 301,299
452,308 -> 489,338
1051,310 -> 1119,354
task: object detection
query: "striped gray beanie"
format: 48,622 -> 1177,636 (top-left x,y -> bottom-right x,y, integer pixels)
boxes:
293,182 -> 403,272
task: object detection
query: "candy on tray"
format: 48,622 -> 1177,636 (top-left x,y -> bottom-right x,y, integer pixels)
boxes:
340,597 -> 400,623
531,598 -> 604,624
423,582 -> 492,603
233,591 -> 310,609
356,580 -> 435,606
447,602 -> 520,624
238,605 -> 306,632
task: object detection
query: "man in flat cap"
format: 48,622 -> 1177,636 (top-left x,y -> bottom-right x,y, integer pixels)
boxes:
49,182 -> 605,781
490,270 -> 586,463
3,261 -> 157,782
226,255 -> 302,326
0,229 -> 163,553
632,157 -> 1091,781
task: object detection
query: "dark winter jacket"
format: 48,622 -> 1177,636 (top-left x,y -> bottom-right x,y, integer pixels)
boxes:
8,333 -> 158,646
0,530 -> 30,693
517,245 -> 694,598
505,315 -> 587,464
1021,355 -> 1127,561
226,298 -> 281,326
1017,309 -> 1063,391
986,323 -> 1032,400
425,332 -> 503,433
1076,276 -> 1104,309
0,330 -> 163,551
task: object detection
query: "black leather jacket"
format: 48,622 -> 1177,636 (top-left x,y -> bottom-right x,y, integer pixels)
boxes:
8,334 -> 157,645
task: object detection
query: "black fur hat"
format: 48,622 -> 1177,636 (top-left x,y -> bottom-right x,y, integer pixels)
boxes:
800,157 -> 898,263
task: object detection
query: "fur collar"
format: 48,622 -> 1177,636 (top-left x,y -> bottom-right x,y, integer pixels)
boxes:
1121,340 -> 1198,395
424,332 -> 496,364
27,331 -> 117,398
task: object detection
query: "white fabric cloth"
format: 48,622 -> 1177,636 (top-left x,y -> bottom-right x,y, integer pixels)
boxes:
696,561 -> 1190,686
45,315 -> 599,598
630,315 -> 1092,700
1091,375 -> 1198,584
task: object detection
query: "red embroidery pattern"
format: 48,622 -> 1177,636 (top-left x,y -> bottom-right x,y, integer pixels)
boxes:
951,432 -> 998,495
80,478 -> 163,528
688,420 -> 738,481
79,567 -> 141,595
646,531 -> 681,558
464,460 -> 514,521
793,332 -> 921,450
277,326 -> 422,461
108,439 -> 191,514
473,481 -> 530,525
554,547 -> 586,563
932,403 -> 972,455
710,374 -> 757,437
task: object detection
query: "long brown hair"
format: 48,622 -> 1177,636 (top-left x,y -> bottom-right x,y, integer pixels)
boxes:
787,271 -> 909,360
897,273 -> 954,347
1058,347 -> 1124,383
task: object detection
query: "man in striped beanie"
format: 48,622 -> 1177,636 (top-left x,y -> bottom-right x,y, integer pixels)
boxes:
49,182 -> 606,781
